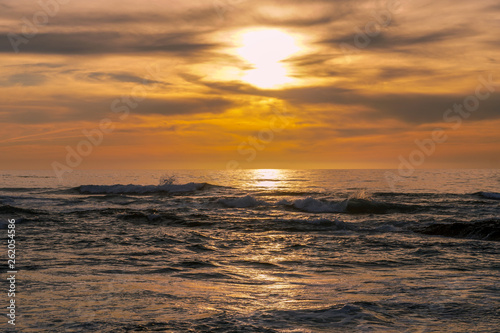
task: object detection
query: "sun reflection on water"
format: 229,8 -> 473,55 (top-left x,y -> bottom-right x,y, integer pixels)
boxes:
250,169 -> 285,190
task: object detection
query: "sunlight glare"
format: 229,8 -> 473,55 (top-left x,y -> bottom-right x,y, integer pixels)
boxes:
236,29 -> 300,89
252,169 -> 285,190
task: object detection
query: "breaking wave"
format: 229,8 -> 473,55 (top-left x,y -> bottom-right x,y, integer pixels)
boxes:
274,217 -> 354,229
476,191 -> 500,200
76,182 -> 216,194
279,197 -> 418,214
414,218 -> 500,241
218,195 -> 267,208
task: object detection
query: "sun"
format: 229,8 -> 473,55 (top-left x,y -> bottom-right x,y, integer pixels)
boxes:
236,29 -> 300,89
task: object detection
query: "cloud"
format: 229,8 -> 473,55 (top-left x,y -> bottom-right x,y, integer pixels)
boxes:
0,31 -> 220,55
126,98 -> 235,117
84,72 -> 165,85
361,93 -> 500,124
0,2 -> 237,29
273,85 -> 500,124
0,96 -> 236,124
320,28 -> 476,55
375,67 -> 436,80
173,68 -> 500,126
0,0 -> 499,169
255,15 -> 335,27
0,103 -> 64,124
188,80 -> 499,125
0,73 -> 47,86
4,62 -> 65,68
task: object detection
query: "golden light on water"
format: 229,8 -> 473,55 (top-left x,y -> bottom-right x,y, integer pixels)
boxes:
251,169 -> 286,190
236,29 -> 300,89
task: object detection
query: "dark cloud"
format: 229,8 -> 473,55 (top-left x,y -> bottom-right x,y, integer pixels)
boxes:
376,67 -> 436,80
85,72 -> 164,85
6,62 -> 65,68
486,3 -> 500,11
128,98 -> 234,117
296,125 -> 409,139
0,31 -> 220,55
0,108 -> 54,124
273,85 -> 500,124
180,73 -> 265,97
111,125 -> 178,135
360,93 -> 500,124
256,15 -> 334,27
285,53 -> 335,67
0,96 -> 235,124
176,74 -> 500,125
334,127 -> 395,138
321,28 -> 475,54
199,80 -> 263,96
1,73 -> 47,86
48,13 -> 178,26
65,96 -> 236,121
0,4 -> 222,28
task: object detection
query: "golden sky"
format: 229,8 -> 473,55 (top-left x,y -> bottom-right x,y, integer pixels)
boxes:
0,0 -> 499,170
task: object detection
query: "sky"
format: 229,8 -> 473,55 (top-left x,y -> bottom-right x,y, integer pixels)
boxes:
0,0 -> 499,170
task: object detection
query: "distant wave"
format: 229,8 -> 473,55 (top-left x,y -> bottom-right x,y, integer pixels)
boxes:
274,217 -> 353,229
118,211 -> 184,224
77,182 -> 216,194
218,195 -> 267,208
476,192 -> 500,200
254,190 -> 322,196
0,204 -> 44,215
0,187 -> 50,193
279,197 -> 418,214
345,198 -> 418,214
414,218 -> 500,241
281,197 -> 348,213
15,175 -> 53,179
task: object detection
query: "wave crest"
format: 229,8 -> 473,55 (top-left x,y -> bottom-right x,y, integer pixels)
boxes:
274,217 -> 353,229
77,182 -> 213,194
280,197 -> 416,214
218,195 -> 266,208
285,197 -> 348,213
477,192 -> 500,200
414,218 -> 500,241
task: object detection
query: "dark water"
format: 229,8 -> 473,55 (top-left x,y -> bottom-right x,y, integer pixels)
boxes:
1,169 -> 499,332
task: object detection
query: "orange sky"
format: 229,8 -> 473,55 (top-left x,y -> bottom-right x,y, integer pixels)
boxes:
0,0 -> 499,170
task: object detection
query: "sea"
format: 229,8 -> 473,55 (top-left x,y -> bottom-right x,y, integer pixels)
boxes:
1,169 -> 499,332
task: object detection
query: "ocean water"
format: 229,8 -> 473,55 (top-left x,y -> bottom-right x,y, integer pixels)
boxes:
1,169 -> 499,332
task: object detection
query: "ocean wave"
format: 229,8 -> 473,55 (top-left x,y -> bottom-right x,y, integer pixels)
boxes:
0,204 -> 45,215
0,187 -> 45,192
281,197 -> 348,213
476,192 -> 500,200
274,217 -> 353,230
218,195 -> 266,208
414,218 -> 500,241
263,303 -> 380,328
117,211 -> 184,223
15,175 -> 53,179
345,198 -> 418,214
77,182 -> 214,194
280,197 -> 417,214
254,190 -> 322,197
